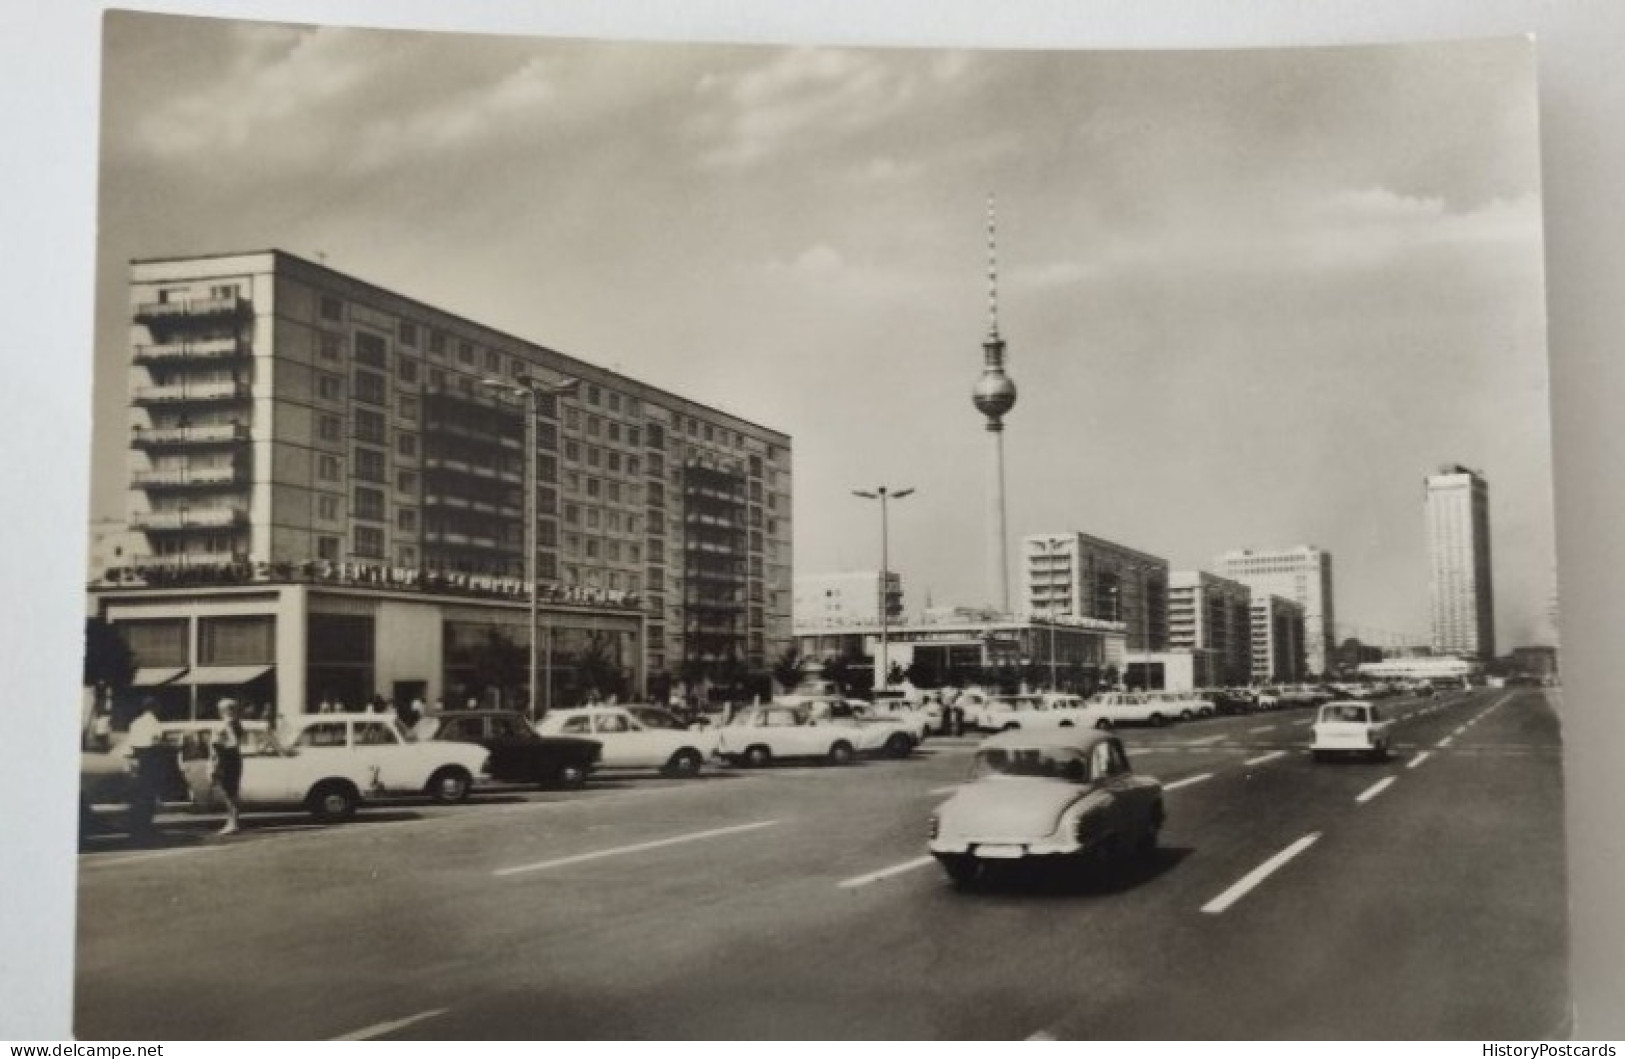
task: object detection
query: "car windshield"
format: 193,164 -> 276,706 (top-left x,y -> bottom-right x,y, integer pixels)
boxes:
971,745 -> 1092,783
634,709 -> 684,730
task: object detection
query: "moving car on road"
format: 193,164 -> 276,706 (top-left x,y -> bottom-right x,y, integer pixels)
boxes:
537,705 -> 715,777
1081,691 -> 1174,728
416,709 -> 600,789
1310,700 -> 1393,762
715,703 -> 865,767
927,728 -> 1165,888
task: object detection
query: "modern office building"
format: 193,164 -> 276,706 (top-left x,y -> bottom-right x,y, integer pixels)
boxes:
1251,594 -> 1306,683
1425,465 -> 1496,659
1021,532 -> 1168,652
91,249 -> 793,718
793,571 -> 902,629
1213,545 -> 1335,676
1166,570 -> 1254,687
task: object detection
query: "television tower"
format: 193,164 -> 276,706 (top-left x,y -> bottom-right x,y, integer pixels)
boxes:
972,195 -> 1018,614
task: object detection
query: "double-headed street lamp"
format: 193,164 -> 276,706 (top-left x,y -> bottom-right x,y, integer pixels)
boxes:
852,485 -> 914,693
483,373 -> 581,723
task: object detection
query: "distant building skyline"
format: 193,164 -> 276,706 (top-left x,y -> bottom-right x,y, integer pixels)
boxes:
1214,546 -> 1336,676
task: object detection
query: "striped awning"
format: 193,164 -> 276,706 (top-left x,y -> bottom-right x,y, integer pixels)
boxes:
130,667 -> 187,687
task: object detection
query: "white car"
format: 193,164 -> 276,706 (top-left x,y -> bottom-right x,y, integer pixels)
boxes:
83,715 -> 489,823
278,714 -> 491,817
1079,692 -> 1175,728
1143,690 -> 1215,721
844,699 -> 929,752
537,705 -> 715,777
928,729 -> 1165,888
716,703 -> 868,767
1311,701 -> 1393,762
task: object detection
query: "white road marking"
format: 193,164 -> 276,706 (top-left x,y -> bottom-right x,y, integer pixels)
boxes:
1244,750 -> 1286,767
83,845 -> 227,869
1356,777 -> 1397,804
1454,725 -> 1467,735
1407,751 -> 1431,770
1293,719 -> 1315,727
929,784 -> 962,795
333,1008 -> 449,1041
837,855 -> 937,889
1026,1030 -> 1059,1041
1185,734 -> 1227,746
493,819 -> 780,877
1201,833 -> 1321,914
1438,736 -> 1455,748
1248,725 -> 1276,734
1164,772 -> 1214,791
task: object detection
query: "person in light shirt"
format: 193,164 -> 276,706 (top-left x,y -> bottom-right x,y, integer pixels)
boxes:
125,698 -> 171,838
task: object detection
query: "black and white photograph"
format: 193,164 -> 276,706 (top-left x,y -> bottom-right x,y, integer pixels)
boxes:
9,1 -> 1612,1043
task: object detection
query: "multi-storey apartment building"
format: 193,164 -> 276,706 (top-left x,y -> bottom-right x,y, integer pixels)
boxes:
1251,594 -> 1306,683
1213,545 -> 1335,676
1425,465 -> 1495,659
93,250 -> 792,718
793,571 -> 903,629
1022,532 -> 1167,652
1167,570 -> 1254,687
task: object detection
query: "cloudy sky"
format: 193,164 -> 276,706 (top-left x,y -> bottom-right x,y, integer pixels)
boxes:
91,13 -> 1554,646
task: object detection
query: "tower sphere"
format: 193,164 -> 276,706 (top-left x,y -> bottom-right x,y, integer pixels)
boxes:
973,370 -> 1017,419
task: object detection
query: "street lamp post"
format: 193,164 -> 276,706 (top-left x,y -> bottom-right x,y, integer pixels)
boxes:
483,373 -> 580,723
852,486 -> 914,693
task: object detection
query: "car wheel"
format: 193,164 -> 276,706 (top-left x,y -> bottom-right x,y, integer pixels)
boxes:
1094,718 -> 1113,730
1059,719 -> 1075,728
1149,713 -> 1168,728
1001,722 -> 1019,732
428,766 -> 472,804
883,733 -> 913,759
1179,710 -> 1195,722
306,780 -> 359,823
1312,749 -> 1328,763
938,854 -> 980,889
1370,742 -> 1389,763
663,748 -> 704,778
827,740 -> 855,766
743,744 -> 772,769
546,763 -> 589,790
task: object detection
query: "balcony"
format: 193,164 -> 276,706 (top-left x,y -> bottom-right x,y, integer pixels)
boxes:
133,465 -> 246,490
133,381 -> 251,406
131,423 -> 249,449
131,507 -> 248,531
132,337 -> 247,365
134,295 -> 251,325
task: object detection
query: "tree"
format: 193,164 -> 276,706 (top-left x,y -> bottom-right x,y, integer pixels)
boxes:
83,617 -> 135,727
905,657 -> 943,690
575,634 -> 626,703
467,627 -> 525,710
886,661 -> 907,688
772,647 -> 806,692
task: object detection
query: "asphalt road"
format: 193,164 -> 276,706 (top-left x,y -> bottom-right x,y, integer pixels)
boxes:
74,687 -> 1568,1040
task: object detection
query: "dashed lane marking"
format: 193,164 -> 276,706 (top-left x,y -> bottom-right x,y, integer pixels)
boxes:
929,785 -> 961,795
1437,736 -> 1455,748
493,819 -> 780,877
1248,725 -> 1276,734
837,855 -> 937,889
1356,777 -> 1397,804
333,1008 -> 449,1041
1407,751 -> 1431,770
1163,772 -> 1214,791
1201,833 -> 1321,914
1185,734 -> 1227,746
1244,750 -> 1287,767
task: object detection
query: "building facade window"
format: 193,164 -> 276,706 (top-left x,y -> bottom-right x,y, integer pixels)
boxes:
354,447 -> 386,483
355,408 -> 386,443
354,525 -> 385,558
354,369 -> 387,406
354,486 -> 386,521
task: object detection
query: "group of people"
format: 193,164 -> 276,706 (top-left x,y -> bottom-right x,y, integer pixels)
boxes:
122,696 -> 246,839
920,690 -> 967,737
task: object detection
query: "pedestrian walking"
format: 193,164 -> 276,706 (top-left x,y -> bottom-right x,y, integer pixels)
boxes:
210,699 -> 246,836
125,698 -> 172,838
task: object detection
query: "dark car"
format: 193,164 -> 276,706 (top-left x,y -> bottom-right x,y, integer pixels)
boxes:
417,710 -> 600,789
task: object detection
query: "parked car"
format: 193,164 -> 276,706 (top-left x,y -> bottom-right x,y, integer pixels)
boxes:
927,728 -> 1165,888
1310,701 -> 1393,762
1080,691 -> 1173,728
797,697 -> 916,757
84,714 -> 490,823
416,709 -> 600,789
536,705 -> 716,777
846,699 -> 931,748
715,703 -> 866,767
967,694 -> 1079,733
1143,690 -> 1214,721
